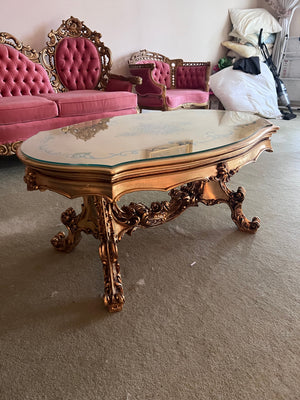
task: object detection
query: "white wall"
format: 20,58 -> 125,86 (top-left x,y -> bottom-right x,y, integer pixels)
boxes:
1,0 -> 271,75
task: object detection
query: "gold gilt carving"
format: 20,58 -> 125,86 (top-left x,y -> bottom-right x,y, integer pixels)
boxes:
205,163 -> 260,233
229,187 -> 260,233
23,167 -> 39,191
51,207 -> 83,252
51,196 -> 125,312
215,162 -> 239,183
40,16 -> 112,92
112,162 -> 259,237
0,32 -> 39,62
0,141 -> 22,156
95,197 -> 125,312
61,118 -> 110,141
113,180 -> 207,237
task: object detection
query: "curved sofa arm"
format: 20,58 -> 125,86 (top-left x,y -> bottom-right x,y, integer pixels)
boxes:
128,64 -> 166,96
106,73 -> 142,92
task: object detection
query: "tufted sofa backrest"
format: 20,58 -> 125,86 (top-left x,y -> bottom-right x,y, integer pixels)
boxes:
176,66 -> 208,90
55,37 -> 101,90
138,60 -> 171,88
0,44 -> 54,97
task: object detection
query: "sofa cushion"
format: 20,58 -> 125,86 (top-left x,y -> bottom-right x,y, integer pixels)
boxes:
0,44 -> 54,97
165,89 -> 209,109
55,37 -> 101,90
135,94 -> 164,109
39,90 -> 137,117
0,96 -> 58,125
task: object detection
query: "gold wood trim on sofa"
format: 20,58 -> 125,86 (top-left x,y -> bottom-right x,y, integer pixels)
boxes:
129,49 -> 211,90
40,16 -> 112,93
0,32 -> 39,63
0,141 -> 22,156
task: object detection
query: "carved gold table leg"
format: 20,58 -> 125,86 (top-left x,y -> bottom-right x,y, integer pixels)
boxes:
51,196 -> 98,252
201,180 -> 260,233
51,196 -> 125,312
94,197 -> 125,312
200,162 -> 260,233
228,186 -> 260,233
219,163 -> 260,233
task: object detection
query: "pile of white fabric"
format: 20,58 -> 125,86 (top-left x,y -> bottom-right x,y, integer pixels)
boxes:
222,8 -> 282,61
210,8 -> 283,119
210,61 -> 282,118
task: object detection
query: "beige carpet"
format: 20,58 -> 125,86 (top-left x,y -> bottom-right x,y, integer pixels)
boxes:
0,112 -> 299,400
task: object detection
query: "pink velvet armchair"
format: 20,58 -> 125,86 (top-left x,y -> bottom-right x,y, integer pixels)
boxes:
128,49 -> 211,111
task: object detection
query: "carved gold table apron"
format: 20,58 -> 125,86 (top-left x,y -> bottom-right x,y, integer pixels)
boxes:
17,110 -> 279,312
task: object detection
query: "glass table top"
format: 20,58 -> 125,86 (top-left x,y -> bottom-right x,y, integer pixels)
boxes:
20,110 -> 272,168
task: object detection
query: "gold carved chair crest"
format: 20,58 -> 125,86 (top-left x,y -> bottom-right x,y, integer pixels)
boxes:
40,16 -> 112,92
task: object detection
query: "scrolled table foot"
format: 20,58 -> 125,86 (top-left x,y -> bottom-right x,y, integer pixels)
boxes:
229,186 -> 260,233
51,231 -> 82,252
100,238 -> 125,312
104,293 -> 125,313
51,207 -> 82,252
202,164 -> 261,234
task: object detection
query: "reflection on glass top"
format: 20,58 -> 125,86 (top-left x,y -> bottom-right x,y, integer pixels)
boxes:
21,110 -> 271,168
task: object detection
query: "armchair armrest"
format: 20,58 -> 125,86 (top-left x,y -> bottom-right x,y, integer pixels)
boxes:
109,73 -> 142,85
106,73 -> 142,92
128,64 -> 166,96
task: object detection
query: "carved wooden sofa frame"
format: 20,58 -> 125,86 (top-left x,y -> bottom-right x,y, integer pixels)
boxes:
0,17 -> 140,156
128,49 -> 211,111
40,16 -> 139,94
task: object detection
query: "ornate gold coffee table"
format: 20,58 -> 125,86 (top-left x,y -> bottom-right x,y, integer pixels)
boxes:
17,110 -> 278,312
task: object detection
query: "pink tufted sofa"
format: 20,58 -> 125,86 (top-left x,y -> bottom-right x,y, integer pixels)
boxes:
0,17 -> 139,156
128,49 -> 211,111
